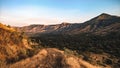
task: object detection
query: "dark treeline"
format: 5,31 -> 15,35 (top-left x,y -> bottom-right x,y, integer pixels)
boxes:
29,32 -> 120,57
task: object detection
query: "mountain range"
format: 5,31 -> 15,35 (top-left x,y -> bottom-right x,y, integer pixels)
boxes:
15,13 -> 120,35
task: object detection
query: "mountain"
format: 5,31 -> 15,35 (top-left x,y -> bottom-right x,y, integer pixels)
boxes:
15,13 -> 120,35
77,13 -> 120,34
15,22 -> 74,34
54,13 -> 120,34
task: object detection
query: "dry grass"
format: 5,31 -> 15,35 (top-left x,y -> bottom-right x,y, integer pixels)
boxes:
0,23 -> 15,32
5,48 -> 103,68
0,23 -> 31,64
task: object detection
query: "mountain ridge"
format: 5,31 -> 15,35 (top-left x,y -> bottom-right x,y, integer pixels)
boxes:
15,13 -> 120,35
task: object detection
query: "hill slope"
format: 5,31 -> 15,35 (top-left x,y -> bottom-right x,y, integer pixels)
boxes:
0,23 -> 31,63
9,48 -> 102,68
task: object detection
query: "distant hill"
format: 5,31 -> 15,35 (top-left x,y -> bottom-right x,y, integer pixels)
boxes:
75,13 -> 120,34
15,22 -> 72,34
15,13 -> 120,35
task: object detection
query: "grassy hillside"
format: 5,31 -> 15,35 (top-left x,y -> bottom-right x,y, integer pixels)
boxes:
0,23 -> 32,65
9,48 -> 102,68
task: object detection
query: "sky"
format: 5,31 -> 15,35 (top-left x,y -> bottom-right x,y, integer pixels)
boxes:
0,0 -> 120,26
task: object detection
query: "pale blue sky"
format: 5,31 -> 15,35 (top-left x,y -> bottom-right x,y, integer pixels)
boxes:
0,0 -> 120,26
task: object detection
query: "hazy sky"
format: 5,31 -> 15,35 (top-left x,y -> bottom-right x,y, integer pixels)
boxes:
0,0 -> 120,26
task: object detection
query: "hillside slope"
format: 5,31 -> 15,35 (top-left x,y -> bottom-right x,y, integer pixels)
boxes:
9,48 -> 102,68
0,23 -> 31,63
